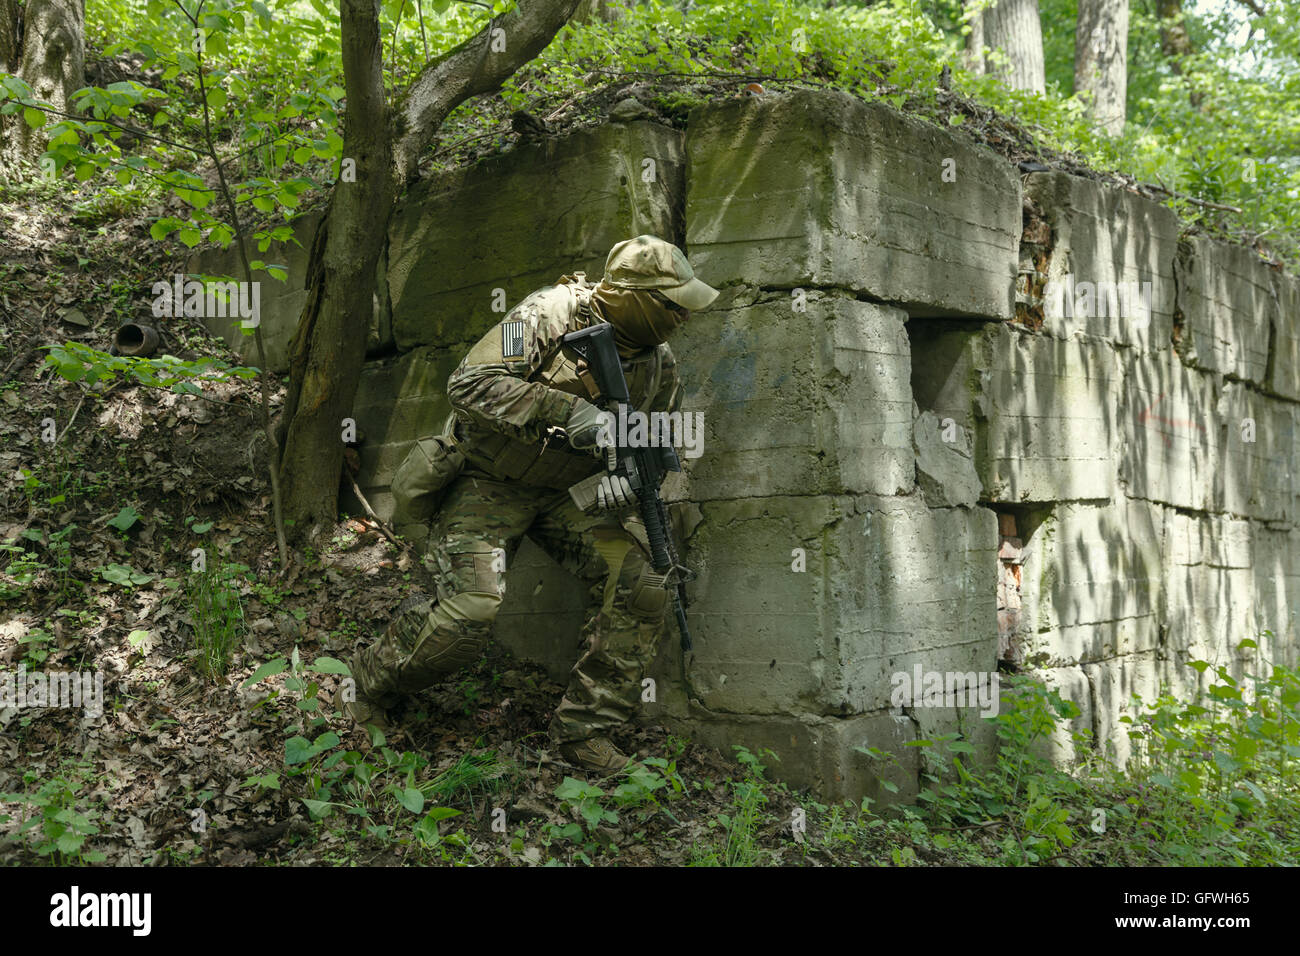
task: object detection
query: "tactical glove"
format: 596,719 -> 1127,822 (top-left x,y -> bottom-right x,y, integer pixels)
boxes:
565,399 -> 610,455
568,472 -> 637,514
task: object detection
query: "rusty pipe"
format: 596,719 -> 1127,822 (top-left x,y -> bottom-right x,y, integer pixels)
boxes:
115,323 -> 160,357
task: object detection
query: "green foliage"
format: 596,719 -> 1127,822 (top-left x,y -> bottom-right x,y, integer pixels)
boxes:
1,524 -> 78,606
42,342 -> 258,395
850,645 -> 1300,866
690,745 -> 773,866
240,647 -> 489,854
98,562 -> 154,587
0,761 -> 108,864
4,0 -> 1290,264
186,560 -> 248,679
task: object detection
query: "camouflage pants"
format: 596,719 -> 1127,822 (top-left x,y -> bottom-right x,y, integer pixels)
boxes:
351,471 -> 670,744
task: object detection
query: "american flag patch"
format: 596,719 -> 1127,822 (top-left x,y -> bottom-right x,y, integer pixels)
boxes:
501,320 -> 525,358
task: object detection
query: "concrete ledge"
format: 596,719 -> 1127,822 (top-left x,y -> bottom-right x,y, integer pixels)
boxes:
686,89 -> 1021,319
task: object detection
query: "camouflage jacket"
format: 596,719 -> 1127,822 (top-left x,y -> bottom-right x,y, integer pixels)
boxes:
445,275 -> 682,489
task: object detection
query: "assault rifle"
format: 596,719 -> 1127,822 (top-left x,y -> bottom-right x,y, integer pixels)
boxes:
561,322 -> 695,651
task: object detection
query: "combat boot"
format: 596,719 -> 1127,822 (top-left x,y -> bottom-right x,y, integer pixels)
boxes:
559,736 -> 632,774
337,685 -> 399,733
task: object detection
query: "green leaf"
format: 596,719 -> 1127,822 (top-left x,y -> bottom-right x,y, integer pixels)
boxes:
101,563 -> 153,586
191,520 -> 213,533
398,787 -> 425,814
302,798 -> 333,818
23,107 -> 46,129
150,217 -> 180,241
178,227 -> 201,248
107,506 -> 141,531
310,656 -> 351,676
127,629 -> 151,648
241,657 -> 288,688
285,735 -> 315,765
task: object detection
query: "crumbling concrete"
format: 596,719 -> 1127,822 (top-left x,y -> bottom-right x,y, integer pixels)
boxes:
1025,170 -> 1179,350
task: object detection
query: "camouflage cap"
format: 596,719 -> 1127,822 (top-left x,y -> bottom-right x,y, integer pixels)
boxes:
602,235 -> 719,310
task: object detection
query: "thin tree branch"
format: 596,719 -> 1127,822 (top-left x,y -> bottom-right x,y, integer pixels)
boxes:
189,4 -> 290,569
393,0 -> 583,184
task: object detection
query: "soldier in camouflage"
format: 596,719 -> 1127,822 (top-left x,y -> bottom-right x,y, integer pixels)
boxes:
343,236 -> 718,773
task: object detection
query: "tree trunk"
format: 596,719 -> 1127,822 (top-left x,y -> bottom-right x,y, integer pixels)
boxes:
964,1 -> 987,76
11,0 -> 83,162
1157,0 -> 1193,68
0,0 -> 19,73
981,0 -> 1045,94
1075,0 -> 1129,135
278,0 -> 582,546
279,0 -> 394,545
572,0 -> 627,23
1156,0 -> 1201,106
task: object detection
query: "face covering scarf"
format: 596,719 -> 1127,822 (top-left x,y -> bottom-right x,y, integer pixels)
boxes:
590,283 -> 685,358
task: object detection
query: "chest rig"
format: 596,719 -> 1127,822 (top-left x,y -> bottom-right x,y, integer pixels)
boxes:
459,273 -> 667,489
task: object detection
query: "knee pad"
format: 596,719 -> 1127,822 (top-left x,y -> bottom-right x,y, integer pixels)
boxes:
626,561 -> 670,621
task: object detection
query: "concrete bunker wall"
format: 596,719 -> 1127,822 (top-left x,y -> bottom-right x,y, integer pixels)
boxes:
196,90 -> 1300,802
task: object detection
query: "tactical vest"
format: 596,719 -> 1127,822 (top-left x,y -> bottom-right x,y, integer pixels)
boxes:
452,277 -> 672,490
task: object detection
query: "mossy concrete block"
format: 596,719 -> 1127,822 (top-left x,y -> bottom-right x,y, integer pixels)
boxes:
1269,271 -> 1300,401
1215,383 -> 1293,522
979,326 -> 1120,502
1017,499 -> 1165,668
1176,237 -> 1275,385
1083,651 -> 1160,767
910,323 -> 1120,502
1117,348 -> 1221,511
838,497 -> 999,714
672,290 -> 914,500
913,409 -> 981,508
650,709 -> 922,805
387,121 -> 684,351
673,494 -> 996,717
1161,512 -> 1282,697
348,347 -> 459,520
685,90 -> 1021,319
1026,171 -> 1179,350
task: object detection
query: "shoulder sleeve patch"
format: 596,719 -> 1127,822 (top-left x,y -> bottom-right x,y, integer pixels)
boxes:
501,320 -> 526,358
